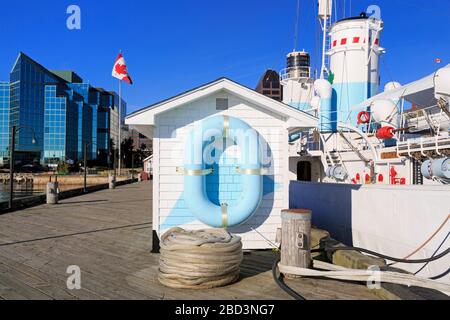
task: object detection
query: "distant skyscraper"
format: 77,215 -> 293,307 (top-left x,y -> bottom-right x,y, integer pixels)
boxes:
255,69 -> 282,101
0,52 -> 127,167
130,128 -> 152,151
0,82 -> 10,159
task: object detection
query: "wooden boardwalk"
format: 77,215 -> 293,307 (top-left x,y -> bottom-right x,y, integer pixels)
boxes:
0,182 -> 381,300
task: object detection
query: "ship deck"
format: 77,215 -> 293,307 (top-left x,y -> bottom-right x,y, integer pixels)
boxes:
0,182 -> 390,300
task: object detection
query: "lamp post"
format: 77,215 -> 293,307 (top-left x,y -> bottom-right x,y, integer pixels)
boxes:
131,151 -> 135,180
112,148 -> 117,178
9,125 -> 37,210
83,142 -> 88,193
83,142 -> 99,193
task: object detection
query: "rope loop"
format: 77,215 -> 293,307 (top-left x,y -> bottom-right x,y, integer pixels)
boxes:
158,227 -> 243,289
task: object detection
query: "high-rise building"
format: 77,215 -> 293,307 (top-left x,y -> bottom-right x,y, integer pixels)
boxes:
0,52 -> 127,167
0,82 -> 10,160
130,128 -> 152,151
255,69 -> 282,101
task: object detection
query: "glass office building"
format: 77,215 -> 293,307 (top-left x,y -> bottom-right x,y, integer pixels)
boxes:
0,82 -> 10,163
0,52 -> 126,167
97,89 -> 121,164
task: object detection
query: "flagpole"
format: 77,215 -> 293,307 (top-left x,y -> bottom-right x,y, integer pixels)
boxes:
118,78 -> 122,176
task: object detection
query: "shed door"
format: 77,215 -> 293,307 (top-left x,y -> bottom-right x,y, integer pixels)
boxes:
297,161 -> 312,181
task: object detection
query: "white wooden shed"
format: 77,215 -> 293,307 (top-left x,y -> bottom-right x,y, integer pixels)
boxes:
125,78 -> 317,249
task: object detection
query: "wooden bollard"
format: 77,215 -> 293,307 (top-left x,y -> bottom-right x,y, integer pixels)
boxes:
280,209 -> 312,277
108,174 -> 116,189
46,181 -> 59,204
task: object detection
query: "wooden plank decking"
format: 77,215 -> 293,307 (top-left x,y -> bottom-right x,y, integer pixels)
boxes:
0,182 -> 381,300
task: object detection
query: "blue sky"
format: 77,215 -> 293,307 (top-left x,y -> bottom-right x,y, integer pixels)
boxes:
0,0 -> 449,114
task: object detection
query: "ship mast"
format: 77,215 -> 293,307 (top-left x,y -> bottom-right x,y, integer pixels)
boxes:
318,0 -> 333,79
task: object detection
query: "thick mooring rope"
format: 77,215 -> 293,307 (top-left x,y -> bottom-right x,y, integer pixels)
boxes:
158,227 -> 243,289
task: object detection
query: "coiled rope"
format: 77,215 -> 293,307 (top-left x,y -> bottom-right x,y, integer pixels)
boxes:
158,227 -> 243,289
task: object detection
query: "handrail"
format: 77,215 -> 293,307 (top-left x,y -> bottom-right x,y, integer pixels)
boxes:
279,67 -> 311,81
420,138 -> 426,157
337,122 -> 379,161
436,135 -> 442,156
319,133 -> 334,167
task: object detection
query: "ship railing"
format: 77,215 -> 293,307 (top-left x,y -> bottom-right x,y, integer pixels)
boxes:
279,67 -> 311,81
289,131 -> 321,153
401,103 -> 450,134
396,135 -> 450,158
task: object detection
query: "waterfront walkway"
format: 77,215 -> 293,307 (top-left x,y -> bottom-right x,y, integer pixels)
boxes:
0,182 -> 381,300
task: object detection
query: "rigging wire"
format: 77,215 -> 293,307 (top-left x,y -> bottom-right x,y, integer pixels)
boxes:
380,58 -> 396,86
312,0 -> 321,75
293,0 -> 301,52
333,0 -> 338,22
343,0 -> 346,18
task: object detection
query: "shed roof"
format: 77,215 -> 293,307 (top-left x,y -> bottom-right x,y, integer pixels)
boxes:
126,77 -> 317,138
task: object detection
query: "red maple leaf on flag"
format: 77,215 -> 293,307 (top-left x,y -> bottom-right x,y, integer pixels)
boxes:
115,63 -> 128,76
112,52 -> 133,84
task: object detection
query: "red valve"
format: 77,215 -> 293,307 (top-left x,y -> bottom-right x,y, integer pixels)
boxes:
376,126 -> 395,140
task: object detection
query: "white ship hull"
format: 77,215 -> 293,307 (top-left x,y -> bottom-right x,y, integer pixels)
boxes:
289,181 -> 450,284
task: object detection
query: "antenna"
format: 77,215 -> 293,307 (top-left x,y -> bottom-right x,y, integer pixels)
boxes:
293,0 -> 301,51
343,0 -> 346,19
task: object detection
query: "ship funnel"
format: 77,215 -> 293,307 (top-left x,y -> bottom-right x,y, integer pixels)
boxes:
280,51 -> 314,111
328,14 -> 384,126
281,51 -> 311,80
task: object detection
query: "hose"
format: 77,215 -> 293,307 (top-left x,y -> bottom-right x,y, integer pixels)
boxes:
272,257 -> 450,298
415,232 -> 450,276
273,237 -> 450,298
323,245 -> 450,264
278,260 -> 450,295
394,214 -> 449,264
273,244 -> 450,298
272,258 -> 306,300
430,268 -> 450,280
158,227 -> 243,289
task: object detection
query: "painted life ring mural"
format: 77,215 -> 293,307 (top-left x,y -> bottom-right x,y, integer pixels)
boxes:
176,115 -> 265,228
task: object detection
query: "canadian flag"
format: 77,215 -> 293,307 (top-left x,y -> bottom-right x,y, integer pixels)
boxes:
112,52 -> 133,84
435,58 -> 442,64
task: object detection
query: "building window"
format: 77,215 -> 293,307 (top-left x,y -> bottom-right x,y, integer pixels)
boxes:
216,98 -> 228,110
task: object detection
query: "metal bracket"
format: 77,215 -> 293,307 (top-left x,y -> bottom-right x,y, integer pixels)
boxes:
176,167 -> 214,176
296,232 -> 306,250
221,203 -> 228,229
235,167 -> 268,175
223,115 -> 229,138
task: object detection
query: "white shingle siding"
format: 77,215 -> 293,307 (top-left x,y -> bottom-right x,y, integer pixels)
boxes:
154,91 -> 289,249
